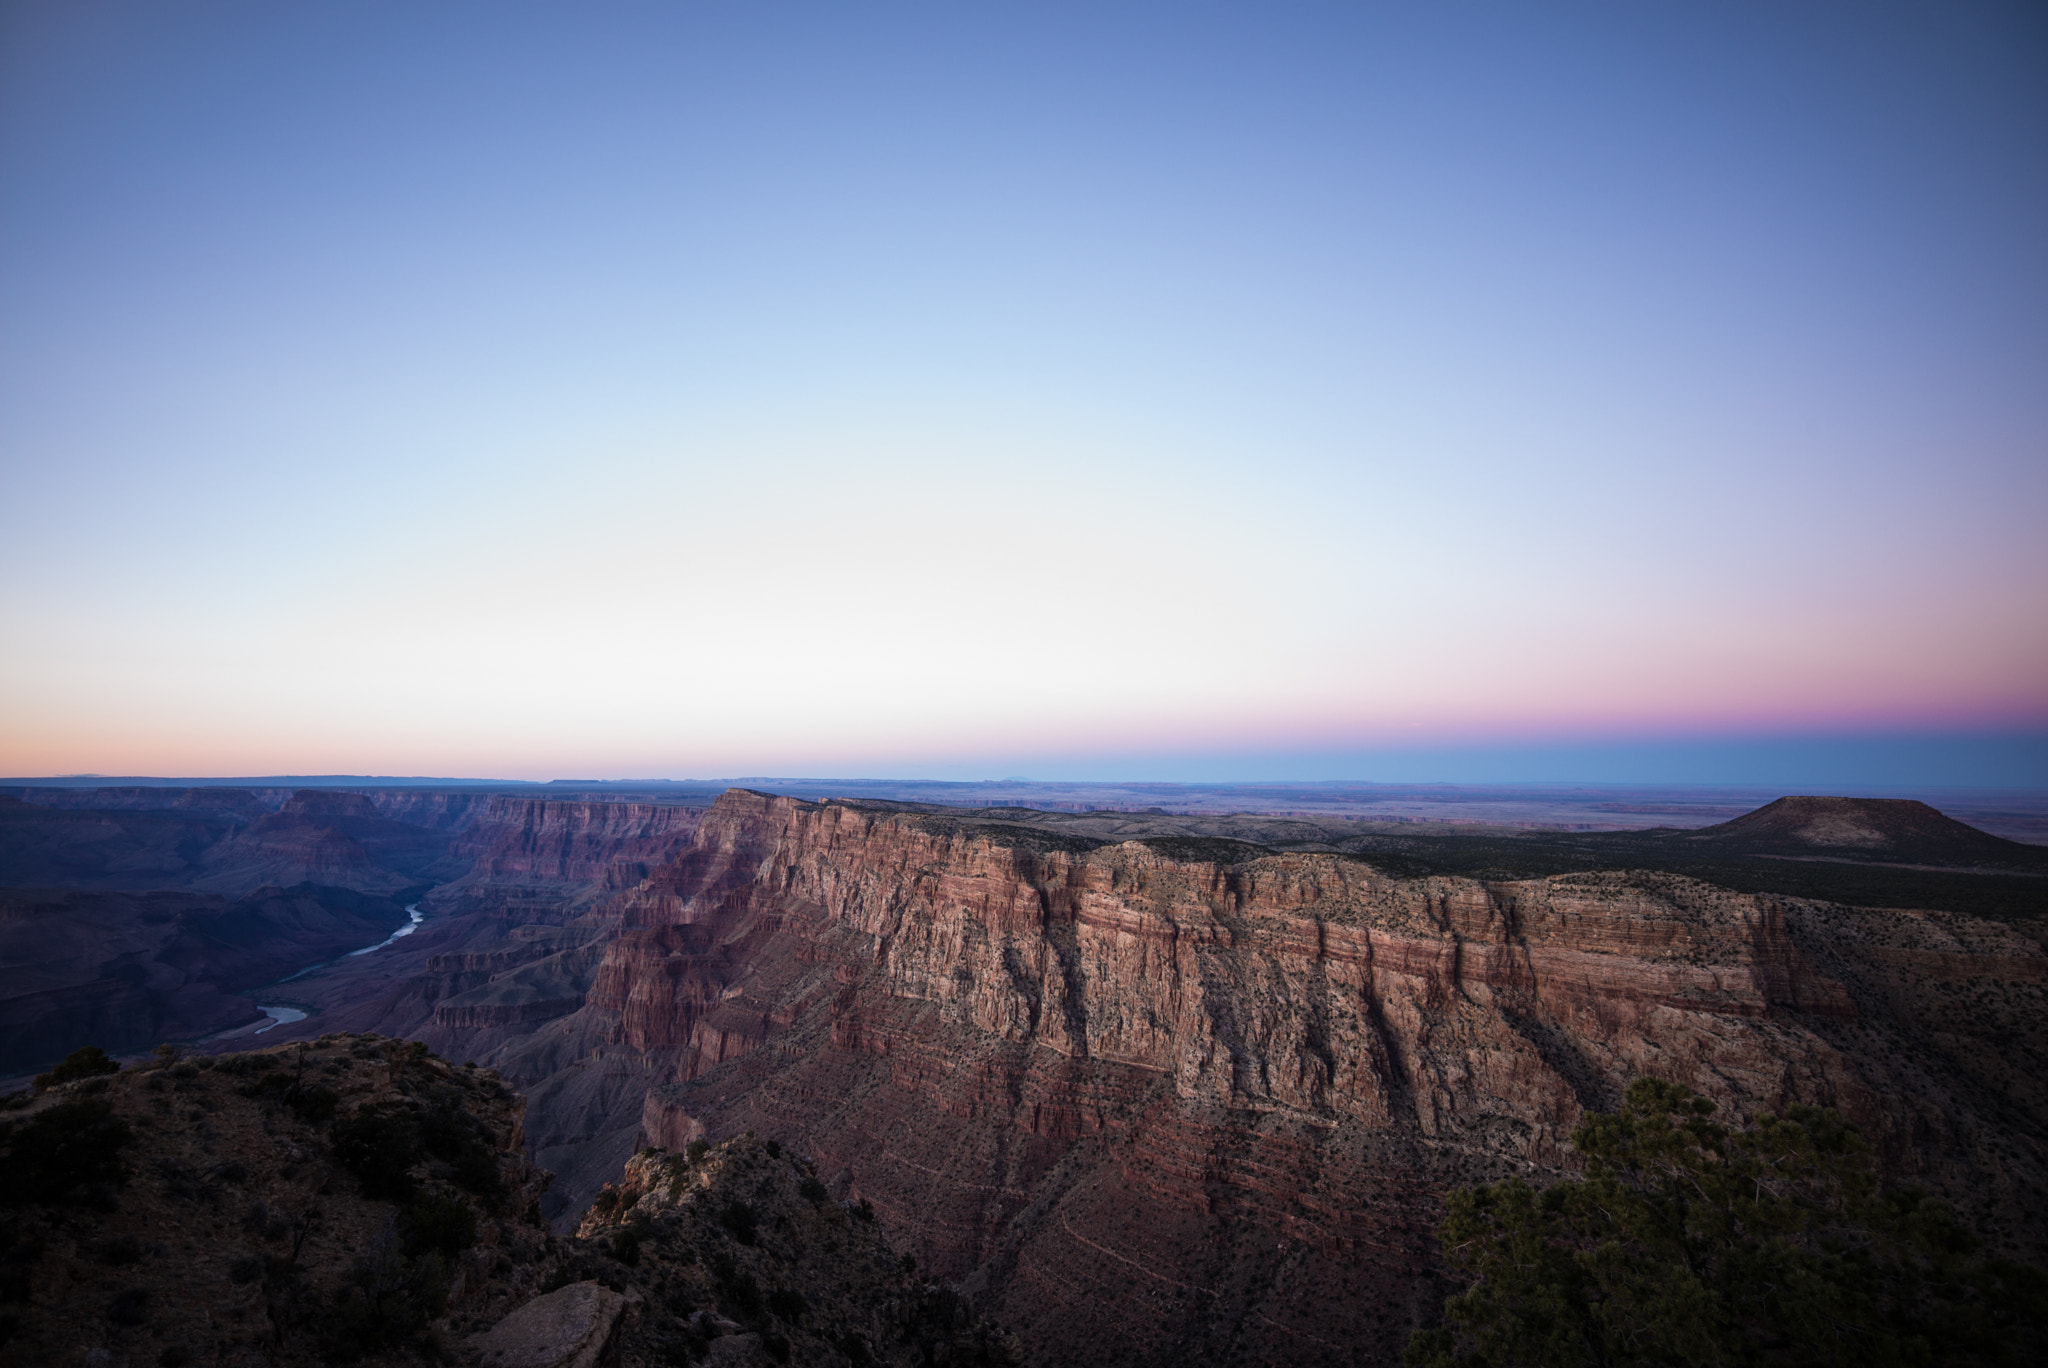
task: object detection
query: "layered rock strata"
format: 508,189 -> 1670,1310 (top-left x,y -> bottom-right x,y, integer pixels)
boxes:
574,791 -> 2048,1367
171,788 -> 2046,1365
436,800 -> 705,910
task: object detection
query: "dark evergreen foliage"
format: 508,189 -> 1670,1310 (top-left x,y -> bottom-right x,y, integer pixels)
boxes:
34,1046 -> 120,1091
0,1099 -> 133,1204
1407,1078 -> 2048,1367
328,1107 -> 422,1201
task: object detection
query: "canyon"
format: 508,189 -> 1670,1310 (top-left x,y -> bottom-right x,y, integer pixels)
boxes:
3,783 -> 2044,1364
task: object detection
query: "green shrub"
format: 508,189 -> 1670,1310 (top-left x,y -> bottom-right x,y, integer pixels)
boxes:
798,1175 -> 828,1203
1407,1078 -> 2048,1368
718,1199 -> 757,1245
107,1285 -> 149,1326
417,1106 -> 505,1199
397,1194 -> 476,1261
91,1235 -> 144,1266
329,1108 -> 422,1201
416,1106 -> 471,1160
320,1238 -> 447,1364
0,1099 -> 133,1204
611,1228 -> 641,1266
722,1267 -> 763,1322
237,1071 -> 295,1099
451,1143 -> 503,1198
35,1046 -> 119,1091
686,1139 -> 709,1163
289,1086 -> 339,1124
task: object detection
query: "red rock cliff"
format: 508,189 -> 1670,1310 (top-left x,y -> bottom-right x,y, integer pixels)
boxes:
513,791 -> 2048,1365
438,798 -> 705,906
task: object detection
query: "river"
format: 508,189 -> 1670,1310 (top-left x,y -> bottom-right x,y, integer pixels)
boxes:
210,901 -> 426,1039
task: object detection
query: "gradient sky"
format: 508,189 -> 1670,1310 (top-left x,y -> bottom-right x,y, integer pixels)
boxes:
2,1 -> 2044,785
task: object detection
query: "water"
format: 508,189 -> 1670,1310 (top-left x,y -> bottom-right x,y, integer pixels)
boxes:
345,902 -> 425,957
250,1006 -> 307,1034
205,1002 -> 309,1042
203,901 -> 428,1042
277,902 -> 423,982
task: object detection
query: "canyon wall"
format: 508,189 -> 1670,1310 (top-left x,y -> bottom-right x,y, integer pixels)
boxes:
170,787 -> 2045,1366
0,786 -> 283,817
358,788 -> 495,831
565,791 -> 2047,1367
437,798 -> 705,905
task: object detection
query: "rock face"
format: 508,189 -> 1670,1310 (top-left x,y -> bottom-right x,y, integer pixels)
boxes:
0,787 -> 468,900
559,791 -> 2048,1368
571,1134 -> 1019,1367
472,1280 -> 631,1368
192,790 -> 468,897
441,799 -> 705,904
103,789 -> 2042,1365
2,1034 -> 996,1368
360,789 -> 496,832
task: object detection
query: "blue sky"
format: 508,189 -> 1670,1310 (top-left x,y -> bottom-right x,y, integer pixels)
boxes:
2,2 -> 2043,784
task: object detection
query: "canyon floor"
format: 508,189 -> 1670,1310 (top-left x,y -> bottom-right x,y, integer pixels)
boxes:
3,783 -> 2044,1365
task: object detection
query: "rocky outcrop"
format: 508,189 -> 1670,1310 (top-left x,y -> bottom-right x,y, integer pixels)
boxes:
437,800 -> 705,908
361,788 -> 496,832
0,1035 -> 556,1368
575,790 -> 2048,1367
573,1134 -> 1019,1366
0,1035 -> 1013,1368
472,1280 -> 631,1368
190,790 -> 469,897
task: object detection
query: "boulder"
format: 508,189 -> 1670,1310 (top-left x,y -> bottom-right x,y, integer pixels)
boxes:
472,1281 -> 629,1368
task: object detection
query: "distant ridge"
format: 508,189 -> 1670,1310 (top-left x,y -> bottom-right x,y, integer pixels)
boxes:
1680,796 -> 2042,866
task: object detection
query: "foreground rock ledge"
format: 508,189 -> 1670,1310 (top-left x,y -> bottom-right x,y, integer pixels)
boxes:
472,1281 -> 630,1368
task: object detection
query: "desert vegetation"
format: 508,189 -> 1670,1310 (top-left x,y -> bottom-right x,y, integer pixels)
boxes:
1408,1080 -> 2048,1367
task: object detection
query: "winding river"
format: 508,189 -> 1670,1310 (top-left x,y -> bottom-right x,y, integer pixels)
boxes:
212,901 -> 427,1039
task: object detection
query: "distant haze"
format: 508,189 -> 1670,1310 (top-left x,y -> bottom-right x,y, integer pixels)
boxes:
2,3 -> 2043,785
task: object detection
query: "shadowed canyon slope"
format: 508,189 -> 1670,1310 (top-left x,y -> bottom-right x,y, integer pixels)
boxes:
1,1036 -> 1007,1368
7,785 -> 2045,1364
0,791 -> 698,1079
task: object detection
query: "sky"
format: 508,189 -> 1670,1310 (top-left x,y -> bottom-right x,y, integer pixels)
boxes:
1,1 -> 2044,786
